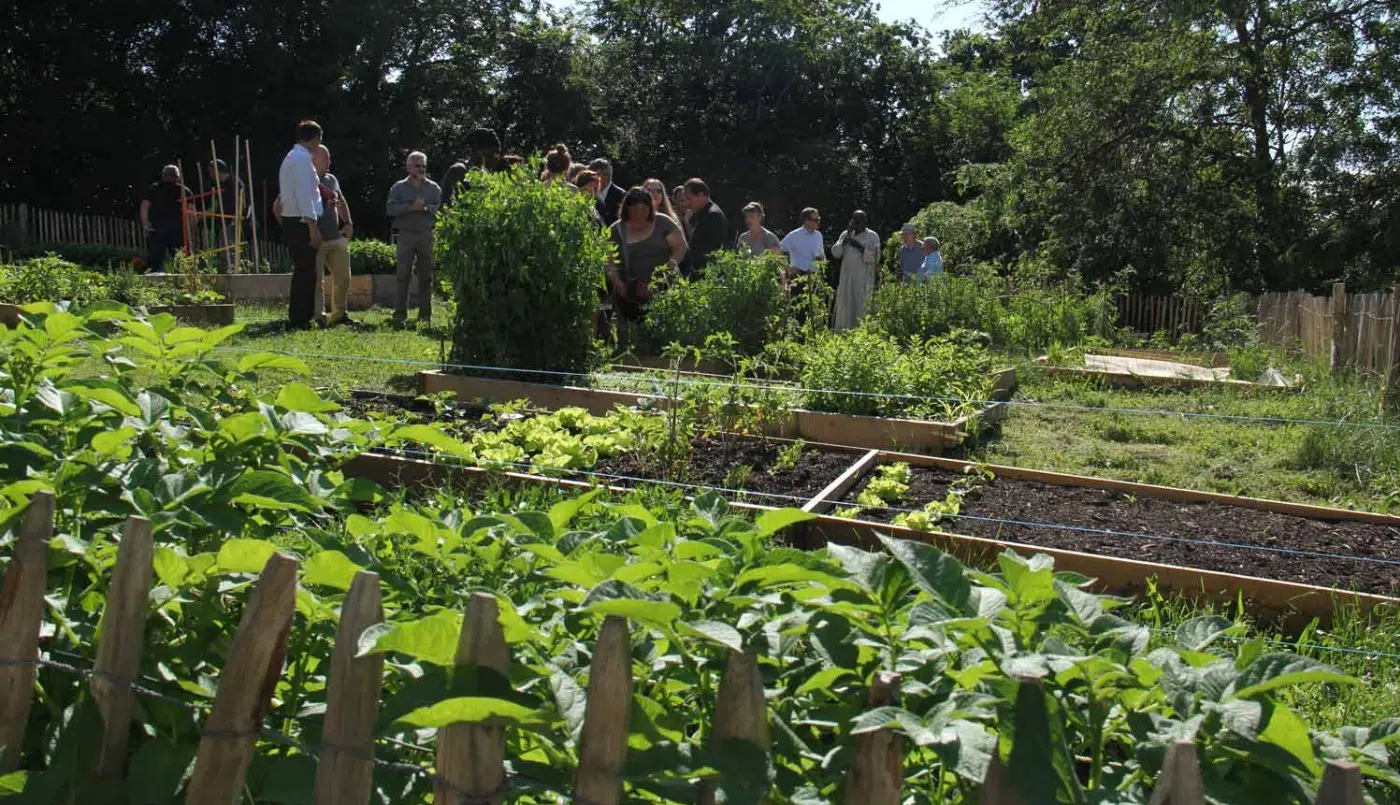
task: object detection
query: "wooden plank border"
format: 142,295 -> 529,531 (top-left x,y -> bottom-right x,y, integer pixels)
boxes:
802,450 -> 881,515
418,368 -> 1016,454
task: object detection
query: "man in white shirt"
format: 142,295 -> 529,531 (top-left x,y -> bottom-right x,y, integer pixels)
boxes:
278,119 -> 325,328
779,207 -> 826,281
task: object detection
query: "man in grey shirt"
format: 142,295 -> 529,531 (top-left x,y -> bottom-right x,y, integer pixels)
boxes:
386,150 -> 442,326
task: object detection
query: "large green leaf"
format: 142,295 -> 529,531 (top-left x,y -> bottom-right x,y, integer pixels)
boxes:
0,771 -> 26,794
582,579 -> 680,626
547,489 -> 603,532
91,426 -> 139,460
237,352 -> 311,375
549,669 -> 588,739
69,385 -> 141,417
358,610 -> 463,667
396,697 -> 541,728
1232,654 -> 1359,699
1177,615 -> 1241,651
215,539 -> 280,574
389,424 -> 473,457
1003,679 -> 1085,805
754,507 -> 816,538
303,551 -> 365,590
228,470 -> 320,513
1053,579 -> 1101,624
876,534 -> 970,611
679,620 -> 743,652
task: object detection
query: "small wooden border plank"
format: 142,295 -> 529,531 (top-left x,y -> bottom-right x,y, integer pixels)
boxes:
802,449 -> 880,514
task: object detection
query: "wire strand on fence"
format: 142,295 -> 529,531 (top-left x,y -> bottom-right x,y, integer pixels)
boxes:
375,445 -> 1400,570
210,345 -> 1400,432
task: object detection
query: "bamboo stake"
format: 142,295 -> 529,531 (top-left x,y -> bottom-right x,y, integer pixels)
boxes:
232,136 -> 243,271
1331,282 -> 1347,373
209,141 -> 224,265
91,516 -> 155,780
246,139 -> 261,273
1386,284 -> 1400,412
573,616 -> 632,805
437,593 -> 510,805
0,491 -> 54,773
184,553 -> 298,805
314,571 -> 384,805
846,671 -> 903,805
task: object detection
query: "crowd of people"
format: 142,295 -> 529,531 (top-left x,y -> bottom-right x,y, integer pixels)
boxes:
144,119 -> 945,331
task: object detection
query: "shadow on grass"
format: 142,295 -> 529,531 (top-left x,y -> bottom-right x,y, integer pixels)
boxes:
386,373 -> 419,393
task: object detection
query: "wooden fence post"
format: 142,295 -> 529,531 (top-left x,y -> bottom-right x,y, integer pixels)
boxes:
1385,284 -> 1400,413
314,571 -> 385,805
0,491 -> 54,773
436,592 -> 510,805
573,616 -> 632,805
15,203 -> 27,249
91,516 -> 154,780
184,554 -> 298,805
1147,740 -> 1204,805
1330,282 -> 1348,373
1315,760 -> 1364,805
978,755 -> 1025,805
698,650 -> 770,805
846,671 -> 903,805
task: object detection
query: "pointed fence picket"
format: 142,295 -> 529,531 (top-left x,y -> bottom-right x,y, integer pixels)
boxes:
0,498 -> 1374,804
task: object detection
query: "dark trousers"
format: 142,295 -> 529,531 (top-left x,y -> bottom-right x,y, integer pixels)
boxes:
145,219 -> 182,273
283,218 -> 319,327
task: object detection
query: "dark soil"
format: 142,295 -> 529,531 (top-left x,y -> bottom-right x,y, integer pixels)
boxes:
593,438 -> 854,505
342,391 -> 489,430
843,464 -> 1400,596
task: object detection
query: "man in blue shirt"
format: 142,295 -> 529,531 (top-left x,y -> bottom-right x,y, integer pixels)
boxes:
919,237 -> 944,282
898,223 -> 924,280
779,207 -> 826,281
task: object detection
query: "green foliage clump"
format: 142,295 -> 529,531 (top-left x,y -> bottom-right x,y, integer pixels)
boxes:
798,327 -> 994,420
636,251 -> 786,355
866,264 -> 1117,354
436,168 -> 609,381
881,198 -> 993,275
347,238 -> 397,275
0,254 -> 225,308
5,243 -> 143,270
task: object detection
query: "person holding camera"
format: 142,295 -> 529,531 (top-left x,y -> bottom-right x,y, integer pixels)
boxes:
830,209 -> 881,330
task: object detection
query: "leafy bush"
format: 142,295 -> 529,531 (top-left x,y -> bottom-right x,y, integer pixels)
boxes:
635,250 -> 787,355
436,167 -> 609,380
348,238 -> 397,275
880,199 -> 993,275
1202,292 -> 1257,349
0,254 -> 226,307
865,263 -> 1117,353
5,242 -> 142,269
798,326 -> 995,420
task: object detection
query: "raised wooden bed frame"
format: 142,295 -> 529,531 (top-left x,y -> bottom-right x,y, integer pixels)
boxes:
343,437 -> 1400,626
418,368 -> 1017,454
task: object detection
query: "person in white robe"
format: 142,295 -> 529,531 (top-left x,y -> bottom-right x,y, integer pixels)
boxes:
831,210 -> 882,330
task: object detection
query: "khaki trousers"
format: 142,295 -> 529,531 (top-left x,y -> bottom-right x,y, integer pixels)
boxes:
316,238 -> 351,319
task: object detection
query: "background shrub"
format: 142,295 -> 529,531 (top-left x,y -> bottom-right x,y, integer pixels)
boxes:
636,251 -> 786,355
348,238 -> 397,275
0,253 -> 225,307
4,243 -> 142,270
436,168 -> 609,380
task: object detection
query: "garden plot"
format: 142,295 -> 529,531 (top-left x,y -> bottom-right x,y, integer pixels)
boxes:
828,457 -> 1400,597
1034,348 -> 1295,390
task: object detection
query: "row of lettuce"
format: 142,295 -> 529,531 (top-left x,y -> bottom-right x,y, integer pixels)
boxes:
0,304 -> 1397,803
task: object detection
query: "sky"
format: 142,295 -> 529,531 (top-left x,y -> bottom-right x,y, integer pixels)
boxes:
876,0 -> 986,33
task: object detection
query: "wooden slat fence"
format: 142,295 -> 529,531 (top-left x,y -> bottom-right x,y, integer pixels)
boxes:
0,493 -> 1372,804
0,202 -> 289,270
1114,294 -> 1206,341
1256,283 -> 1400,378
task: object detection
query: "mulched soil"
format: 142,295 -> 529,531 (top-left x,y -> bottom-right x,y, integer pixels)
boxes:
589,437 -> 856,504
842,464 -> 1400,596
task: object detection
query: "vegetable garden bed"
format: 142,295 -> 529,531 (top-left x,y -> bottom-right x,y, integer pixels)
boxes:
1033,350 -> 1291,391
342,447 -> 1400,623
417,368 -> 1017,453
0,301 -> 234,327
814,451 -> 1400,603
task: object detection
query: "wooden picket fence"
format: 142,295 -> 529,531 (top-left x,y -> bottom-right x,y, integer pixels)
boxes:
0,492 -> 1372,804
0,202 -> 290,270
1256,282 -> 1400,378
1114,294 -> 1206,341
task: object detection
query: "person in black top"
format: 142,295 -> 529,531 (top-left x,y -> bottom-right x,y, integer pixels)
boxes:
589,158 -> 626,226
681,178 -> 728,276
138,165 -> 190,273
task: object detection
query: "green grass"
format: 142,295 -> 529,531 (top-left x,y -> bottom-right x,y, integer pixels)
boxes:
969,360 -> 1400,512
218,304 -> 450,396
